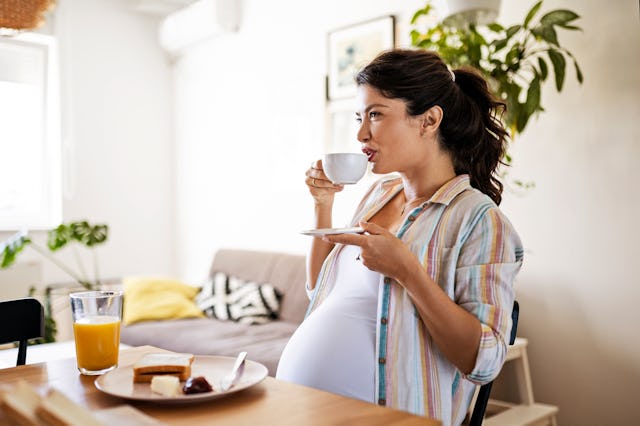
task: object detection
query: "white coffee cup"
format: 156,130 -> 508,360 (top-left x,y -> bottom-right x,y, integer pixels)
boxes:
323,153 -> 368,185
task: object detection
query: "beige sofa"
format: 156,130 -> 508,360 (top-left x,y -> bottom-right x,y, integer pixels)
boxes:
120,249 -> 307,376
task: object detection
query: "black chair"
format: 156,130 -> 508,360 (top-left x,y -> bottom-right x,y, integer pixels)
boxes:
469,300 -> 520,426
0,297 -> 45,366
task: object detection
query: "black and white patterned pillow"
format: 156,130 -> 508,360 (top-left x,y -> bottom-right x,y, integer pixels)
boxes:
196,272 -> 283,325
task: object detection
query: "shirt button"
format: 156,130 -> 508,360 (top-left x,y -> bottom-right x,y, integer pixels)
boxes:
379,357 -> 386,364
384,277 -> 391,284
378,398 -> 386,405
408,215 -> 415,222
381,317 -> 388,325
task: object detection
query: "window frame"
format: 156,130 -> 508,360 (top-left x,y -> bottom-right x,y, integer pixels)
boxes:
0,32 -> 62,231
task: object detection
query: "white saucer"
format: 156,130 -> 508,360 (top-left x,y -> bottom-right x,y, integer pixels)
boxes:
300,227 -> 364,236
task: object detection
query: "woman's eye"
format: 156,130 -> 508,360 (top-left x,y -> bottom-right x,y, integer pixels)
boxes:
355,116 -> 362,124
369,111 -> 380,119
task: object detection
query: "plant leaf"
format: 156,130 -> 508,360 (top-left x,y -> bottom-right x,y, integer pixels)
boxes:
492,37 -> 509,52
47,224 -> 72,251
410,5 -> 432,24
1,232 -> 31,268
506,45 -> 523,70
525,75 -> 541,115
540,10 -> 580,26
538,57 -> 549,81
537,25 -> 559,46
69,221 -> 108,246
574,59 -> 584,83
524,1 -> 543,28
504,152 -> 512,164
558,24 -> 582,31
70,221 -> 91,242
516,103 -> 530,133
548,49 -> 566,91
488,23 -> 504,32
506,25 -> 522,39
47,221 -> 109,250
470,26 -> 488,46
87,224 -> 109,246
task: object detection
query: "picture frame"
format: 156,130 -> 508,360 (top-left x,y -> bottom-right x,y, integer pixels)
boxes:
325,99 -> 360,154
326,15 -> 395,101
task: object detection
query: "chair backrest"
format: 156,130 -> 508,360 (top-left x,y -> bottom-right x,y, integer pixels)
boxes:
0,297 -> 45,366
469,300 -> 519,426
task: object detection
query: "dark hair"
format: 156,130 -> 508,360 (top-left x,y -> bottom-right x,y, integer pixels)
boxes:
355,49 -> 508,205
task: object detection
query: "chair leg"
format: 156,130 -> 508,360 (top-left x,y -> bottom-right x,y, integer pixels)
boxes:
469,382 -> 493,425
17,340 -> 27,366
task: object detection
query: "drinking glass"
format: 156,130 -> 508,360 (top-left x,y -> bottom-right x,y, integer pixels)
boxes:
69,290 -> 123,375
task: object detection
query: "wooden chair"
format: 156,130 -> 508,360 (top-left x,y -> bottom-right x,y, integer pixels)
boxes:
469,300 -> 520,426
0,297 -> 45,365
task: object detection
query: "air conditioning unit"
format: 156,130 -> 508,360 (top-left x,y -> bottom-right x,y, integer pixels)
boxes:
158,0 -> 241,56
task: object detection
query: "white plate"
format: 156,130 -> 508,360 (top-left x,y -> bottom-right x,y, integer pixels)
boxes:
95,355 -> 268,403
300,227 -> 364,236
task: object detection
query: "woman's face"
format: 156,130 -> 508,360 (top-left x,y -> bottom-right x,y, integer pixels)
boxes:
355,84 -> 430,176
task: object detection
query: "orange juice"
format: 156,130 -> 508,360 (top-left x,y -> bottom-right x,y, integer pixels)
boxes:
73,316 -> 121,372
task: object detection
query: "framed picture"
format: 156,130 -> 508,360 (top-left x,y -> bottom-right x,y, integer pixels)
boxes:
325,99 -> 360,153
326,15 -> 395,100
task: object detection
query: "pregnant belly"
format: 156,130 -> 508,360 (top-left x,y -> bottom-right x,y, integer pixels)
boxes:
275,299 -> 376,402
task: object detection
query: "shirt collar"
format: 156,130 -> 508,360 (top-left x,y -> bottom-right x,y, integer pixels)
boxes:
379,174 -> 471,207
428,174 -> 471,206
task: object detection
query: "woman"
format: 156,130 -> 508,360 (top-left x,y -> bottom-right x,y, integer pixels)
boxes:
276,49 -> 523,425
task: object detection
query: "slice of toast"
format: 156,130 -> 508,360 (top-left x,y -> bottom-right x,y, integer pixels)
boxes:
0,380 -> 45,426
36,388 -> 104,426
132,353 -> 194,383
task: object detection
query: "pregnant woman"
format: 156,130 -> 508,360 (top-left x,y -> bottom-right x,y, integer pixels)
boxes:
276,49 -> 523,425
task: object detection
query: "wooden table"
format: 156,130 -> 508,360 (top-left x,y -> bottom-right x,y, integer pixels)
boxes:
0,346 -> 440,425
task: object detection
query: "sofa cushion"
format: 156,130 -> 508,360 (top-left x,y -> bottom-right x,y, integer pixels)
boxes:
209,249 -> 307,323
196,272 -> 282,324
122,277 -> 204,325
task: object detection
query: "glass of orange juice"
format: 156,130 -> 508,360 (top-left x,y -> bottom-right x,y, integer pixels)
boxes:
69,290 -> 123,375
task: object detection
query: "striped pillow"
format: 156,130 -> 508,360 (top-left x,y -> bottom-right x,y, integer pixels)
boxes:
196,272 -> 282,325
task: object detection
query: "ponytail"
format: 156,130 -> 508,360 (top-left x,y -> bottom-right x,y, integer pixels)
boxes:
445,68 -> 508,205
355,49 -> 509,205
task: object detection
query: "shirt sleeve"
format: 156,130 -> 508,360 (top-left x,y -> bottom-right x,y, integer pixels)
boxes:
454,206 -> 524,384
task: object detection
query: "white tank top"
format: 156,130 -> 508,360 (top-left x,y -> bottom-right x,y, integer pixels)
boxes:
276,245 -> 380,402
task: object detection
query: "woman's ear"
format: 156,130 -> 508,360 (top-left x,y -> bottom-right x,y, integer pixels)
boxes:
421,105 -> 443,136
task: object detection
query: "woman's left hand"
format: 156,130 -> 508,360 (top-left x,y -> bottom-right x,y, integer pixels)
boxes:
323,221 -> 417,282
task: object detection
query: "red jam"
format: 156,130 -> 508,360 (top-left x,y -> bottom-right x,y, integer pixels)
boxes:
182,376 -> 213,394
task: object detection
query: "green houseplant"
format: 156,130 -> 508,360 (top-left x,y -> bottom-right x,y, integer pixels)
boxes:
410,0 -> 584,139
0,221 -> 109,342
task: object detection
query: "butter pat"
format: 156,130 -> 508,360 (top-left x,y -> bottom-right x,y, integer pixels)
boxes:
150,376 -> 181,397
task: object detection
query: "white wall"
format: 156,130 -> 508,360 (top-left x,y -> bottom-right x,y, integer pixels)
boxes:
0,0 -> 176,292
173,0 -> 425,281
173,1 -> 640,425
497,1 -> 640,424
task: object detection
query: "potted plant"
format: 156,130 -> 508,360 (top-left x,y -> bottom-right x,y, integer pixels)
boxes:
410,0 -> 583,139
1,221 -> 109,342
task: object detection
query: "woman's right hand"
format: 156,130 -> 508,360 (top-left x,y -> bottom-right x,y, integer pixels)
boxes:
305,160 -> 343,290
305,159 -> 344,205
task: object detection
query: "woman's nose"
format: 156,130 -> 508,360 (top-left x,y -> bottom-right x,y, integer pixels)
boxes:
357,121 -> 370,143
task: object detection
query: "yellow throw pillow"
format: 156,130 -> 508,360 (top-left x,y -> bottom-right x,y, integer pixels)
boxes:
123,276 -> 204,325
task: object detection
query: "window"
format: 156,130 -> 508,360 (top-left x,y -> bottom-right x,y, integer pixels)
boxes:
0,33 -> 61,230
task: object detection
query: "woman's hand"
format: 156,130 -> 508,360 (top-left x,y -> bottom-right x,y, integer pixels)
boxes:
306,160 -> 344,205
323,221 -> 420,283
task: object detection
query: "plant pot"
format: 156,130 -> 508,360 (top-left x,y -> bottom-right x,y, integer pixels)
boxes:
435,0 -> 501,26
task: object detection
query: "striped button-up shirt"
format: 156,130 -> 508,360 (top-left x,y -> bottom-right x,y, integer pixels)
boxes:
306,174 -> 523,425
